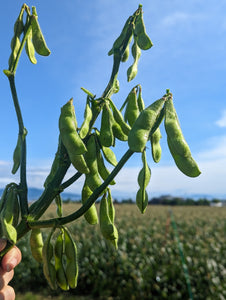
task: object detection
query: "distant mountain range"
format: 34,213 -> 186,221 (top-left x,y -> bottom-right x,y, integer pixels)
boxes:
0,187 -> 225,202
0,187 -> 81,201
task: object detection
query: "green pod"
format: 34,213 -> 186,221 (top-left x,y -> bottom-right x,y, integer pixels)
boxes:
101,146 -> 118,167
99,193 -> 118,249
81,182 -> 98,225
84,135 -> 98,174
44,139 -> 64,187
25,29 -> 37,64
63,227 -> 78,289
112,79 -> 120,94
134,10 -> 153,50
99,103 -> 115,147
127,40 -> 141,82
150,127 -> 162,163
124,88 -> 139,127
31,14 -> 51,56
121,44 -> 130,62
107,188 -> 115,224
167,137 -> 201,178
12,135 -> 22,174
137,151 -> 151,189
14,17 -> 24,37
8,36 -> 21,69
42,229 -> 57,290
30,228 -> 44,263
70,154 -> 90,174
137,86 -> 145,112
164,98 -> 192,157
79,101 -> 93,139
112,121 -> 128,141
108,98 -> 131,135
59,99 -> 87,155
85,173 -> 102,192
108,16 -> 133,55
128,97 -> 166,152
54,231 -> 69,291
96,144 -> 115,185
136,188 -> 148,214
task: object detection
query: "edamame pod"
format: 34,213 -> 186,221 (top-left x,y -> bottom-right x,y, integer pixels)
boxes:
59,99 -> 89,173
136,150 -> 151,213
42,229 -> 57,290
25,29 -> 37,64
12,135 -> 22,174
167,137 -> 201,177
54,230 -> 69,291
63,227 -> 79,289
96,143 -> 115,185
150,127 -> 162,163
95,130 -> 118,166
134,8 -> 153,50
99,193 -> 118,249
0,186 -> 19,244
101,146 -> 118,167
31,9 -> 51,56
128,97 -> 166,152
108,16 -> 133,55
124,88 -> 139,127
127,40 -> 141,82
79,100 -> 92,139
108,98 -> 131,135
137,85 -> 145,112
30,228 -> 44,263
99,102 -> 115,147
164,97 -> 192,157
55,194 -> 63,217
112,120 -> 128,141
81,182 -> 98,225
107,188 -> 115,223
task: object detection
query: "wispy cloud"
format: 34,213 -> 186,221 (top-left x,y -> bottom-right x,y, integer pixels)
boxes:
216,110 -> 226,127
1,134 -> 226,199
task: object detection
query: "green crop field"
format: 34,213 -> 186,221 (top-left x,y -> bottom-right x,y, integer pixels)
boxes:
14,203 -> 226,300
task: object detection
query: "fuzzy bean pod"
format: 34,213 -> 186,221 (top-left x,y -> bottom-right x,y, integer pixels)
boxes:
150,127 -> 162,163
54,230 -> 69,291
81,181 -> 98,225
30,228 -> 44,263
124,88 -> 139,127
134,7 -> 153,50
99,102 -> 115,147
59,99 -> 89,174
42,229 -> 57,290
63,227 -> 79,289
164,97 -> 201,177
128,97 -> 166,152
136,150 -> 151,213
31,8 -> 51,56
99,193 -> 118,249
79,100 -> 93,139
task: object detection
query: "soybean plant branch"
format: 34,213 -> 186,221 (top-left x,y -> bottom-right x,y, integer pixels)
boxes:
8,75 -> 29,217
28,149 -> 134,228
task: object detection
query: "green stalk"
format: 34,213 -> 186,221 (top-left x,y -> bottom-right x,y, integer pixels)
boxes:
27,149 -> 134,228
8,75 -> 28,217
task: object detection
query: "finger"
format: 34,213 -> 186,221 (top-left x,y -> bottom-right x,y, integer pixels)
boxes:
0,268 -> 14,290
0,285 -> 15,300
0,240 -> 7,252
1,246 -> 22,273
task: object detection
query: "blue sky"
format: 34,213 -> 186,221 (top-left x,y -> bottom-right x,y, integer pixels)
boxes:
0,0 -> 226,199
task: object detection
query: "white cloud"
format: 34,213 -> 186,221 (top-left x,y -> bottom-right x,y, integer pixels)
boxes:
216,110 -> 226,127
161,11 -> 204,28
1,135 -> 226,199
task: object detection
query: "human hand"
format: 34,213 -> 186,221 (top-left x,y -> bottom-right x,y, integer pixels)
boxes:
0,239 -> 22,300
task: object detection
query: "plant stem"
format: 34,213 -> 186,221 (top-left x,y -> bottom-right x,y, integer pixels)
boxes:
8,75 -> 28,217
28,149 -> 134,228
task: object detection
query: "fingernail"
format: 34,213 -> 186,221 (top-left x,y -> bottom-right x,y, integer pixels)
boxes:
6,258 -> 18,272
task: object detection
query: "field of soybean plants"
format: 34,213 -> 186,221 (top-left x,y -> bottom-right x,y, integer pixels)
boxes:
14,203 -> 226,300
